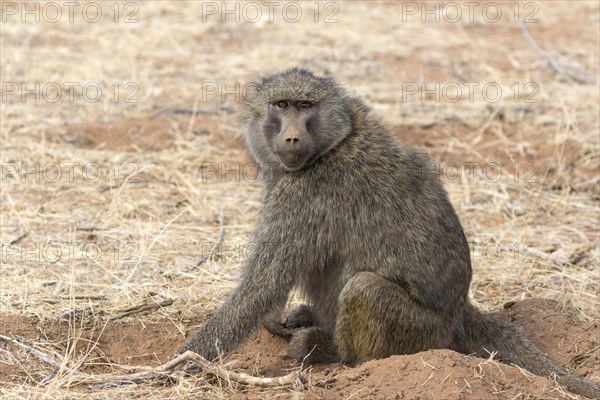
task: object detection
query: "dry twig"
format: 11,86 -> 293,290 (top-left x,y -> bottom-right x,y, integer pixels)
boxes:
191,204 -> 225,270
0,334 -> 304,388
518,20 -> 594,84
1,232 -> 28,247
167,204 -> 225,279
108,299 -> 174,321
153,107 -> 228,116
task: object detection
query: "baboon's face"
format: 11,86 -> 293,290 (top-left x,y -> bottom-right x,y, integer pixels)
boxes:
242,69 -> 352,172
263,99 -> 320,171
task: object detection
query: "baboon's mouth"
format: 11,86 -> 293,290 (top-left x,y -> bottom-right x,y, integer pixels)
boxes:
276,152 -> 310,171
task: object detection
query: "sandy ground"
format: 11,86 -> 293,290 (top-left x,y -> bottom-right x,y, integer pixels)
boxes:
1,1 -> 599,399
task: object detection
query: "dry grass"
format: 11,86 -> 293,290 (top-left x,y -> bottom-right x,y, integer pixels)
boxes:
1,1 -> 598,399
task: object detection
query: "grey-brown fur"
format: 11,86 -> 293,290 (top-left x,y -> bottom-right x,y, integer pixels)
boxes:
180,68 -> 599,399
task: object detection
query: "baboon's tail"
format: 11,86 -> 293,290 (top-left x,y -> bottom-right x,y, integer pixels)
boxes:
457,303 -> 600,399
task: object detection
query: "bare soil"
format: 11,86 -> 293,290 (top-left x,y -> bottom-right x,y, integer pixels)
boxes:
1,299 -> 598,399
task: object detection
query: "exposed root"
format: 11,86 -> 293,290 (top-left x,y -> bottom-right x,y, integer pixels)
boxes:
0,334 -> 304,388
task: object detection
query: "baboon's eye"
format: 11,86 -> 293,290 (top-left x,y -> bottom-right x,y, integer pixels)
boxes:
275,100 -> 289,109
298,101 -> 313,109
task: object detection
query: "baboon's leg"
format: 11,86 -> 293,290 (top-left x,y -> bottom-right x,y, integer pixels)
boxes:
264,305 -> 316,340
335,272 -> 448,365
289,272 -> 449,365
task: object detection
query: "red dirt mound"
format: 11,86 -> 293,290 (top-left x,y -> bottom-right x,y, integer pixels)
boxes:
1,299 -> 598,399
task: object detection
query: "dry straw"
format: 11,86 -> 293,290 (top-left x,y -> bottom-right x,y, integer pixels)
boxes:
1,1 -> 598,398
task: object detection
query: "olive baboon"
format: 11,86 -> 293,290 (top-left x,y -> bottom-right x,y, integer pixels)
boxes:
180,68 -> 599,399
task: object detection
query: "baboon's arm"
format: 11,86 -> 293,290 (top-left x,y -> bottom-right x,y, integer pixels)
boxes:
179,230 -> 296,360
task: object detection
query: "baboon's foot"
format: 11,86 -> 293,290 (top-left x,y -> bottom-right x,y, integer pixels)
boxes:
289,326 -> 339,365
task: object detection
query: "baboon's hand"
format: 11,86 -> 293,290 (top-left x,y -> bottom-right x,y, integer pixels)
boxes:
264,305 -> 315,340
284,305 -> 315,329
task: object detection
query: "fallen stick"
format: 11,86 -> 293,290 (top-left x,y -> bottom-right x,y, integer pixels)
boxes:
153,107 -> 224,116
518,19 -> 593,84
188,203 -> 225,272
108,299 -> 174,321
167,204 -> 225,279
2,232 -> 29,247
0,334 -> 304,388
